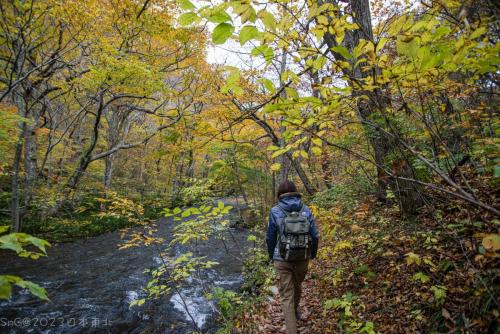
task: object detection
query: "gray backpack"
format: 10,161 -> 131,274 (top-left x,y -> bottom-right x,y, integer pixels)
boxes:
277,205 -> 312,261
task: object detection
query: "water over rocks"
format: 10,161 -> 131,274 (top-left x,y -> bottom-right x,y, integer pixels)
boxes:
0,202 -> 252,333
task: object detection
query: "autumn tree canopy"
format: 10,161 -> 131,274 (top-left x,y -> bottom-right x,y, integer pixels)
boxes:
0,0 -> 498,333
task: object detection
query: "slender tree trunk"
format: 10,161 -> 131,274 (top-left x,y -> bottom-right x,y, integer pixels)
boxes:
11,129 -> 24,232
285,152 -> 316,194
139,146 -> 147,202
104,154 -> 114,189
200,154 -> 210,178
277,50 -> 291,184
24,120 -> 38,206
246,112 -> 316,195
11,89 -> 28,232
172,153 -> 185,204
230,148 -> 249,206
278,149 -> 291,183
321,148 -> 333,189
186,149 -> 195,179
66,95 -> 104,189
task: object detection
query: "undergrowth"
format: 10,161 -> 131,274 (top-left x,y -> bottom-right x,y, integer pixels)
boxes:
22,191 -> 148,242
210,245 -> 276,334
224,177 -> 499,333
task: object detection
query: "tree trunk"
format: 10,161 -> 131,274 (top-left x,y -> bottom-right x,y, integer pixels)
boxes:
285,152 -> 316,195
349,0 -> 423,214
277,51 -> 291,184
11,128 -> 24,232
278,133 -> 291,184
171,153 -> 185,204
186,149 -> 195,179
23,120 -> 38,206
321,148 -> 334,189
11,88 -> 28,232
321,0 -> 422,214
104,154 -> 114,189
66,95 -> 104,189
200,154 -> 210,178
139,146 -> 147,202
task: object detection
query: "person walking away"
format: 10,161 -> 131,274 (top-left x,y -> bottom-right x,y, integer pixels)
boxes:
266,180 -> 320,334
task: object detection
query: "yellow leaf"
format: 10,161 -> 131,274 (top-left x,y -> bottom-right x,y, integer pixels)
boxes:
317,15 -> 329,26
311,146 -> 322,156
405,252 -> 421,265
482,234 -> 500,252
270,163 -> 281,171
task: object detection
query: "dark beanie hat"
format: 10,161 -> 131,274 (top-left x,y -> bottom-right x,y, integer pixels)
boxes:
277,180 -> 298,199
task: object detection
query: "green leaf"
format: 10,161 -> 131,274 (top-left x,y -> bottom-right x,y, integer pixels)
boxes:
0,275 -> 17,299
177,0 -> 195,10
412,272 -> 431,283
208,11 -> 231,24
173,207 -> 182,215
267,145 -> 280,151
430,285 -> 447,303
212,23 -> 234,44
271,147 -> 290,158
190,207 -> 201,215
25,236 -> 50,255
16,280 -> 49,300
247,235 -> 257,242
0,225 -> 9,234
233,3 -> 256,23
397,37 -> 420,59
360,322 -> 376,334
376,37 -> 388,53
260,10 -> 276,31
313,56 -> 326,71
331,45 -> 352,60
239,25 -> 259,45
285,87 -> 299,99
217,201 -> 224,209
251,45 -> 274,62
469,27 -> 486,40
0,234 -> 23,253
179,12 -> 198,26
259,78 -> 275,94
0,275 -> 48,301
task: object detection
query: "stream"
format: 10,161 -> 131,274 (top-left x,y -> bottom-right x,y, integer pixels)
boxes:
0,200 -> 252,333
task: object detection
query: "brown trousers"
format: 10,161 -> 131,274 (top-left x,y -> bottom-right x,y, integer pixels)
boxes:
273,260 -> 309,334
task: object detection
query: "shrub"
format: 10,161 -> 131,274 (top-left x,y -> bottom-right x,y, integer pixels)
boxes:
311,176 -> 374,211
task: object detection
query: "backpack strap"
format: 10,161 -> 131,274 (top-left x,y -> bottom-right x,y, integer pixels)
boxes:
276,204 -> 289,217
275,205 -> 287,237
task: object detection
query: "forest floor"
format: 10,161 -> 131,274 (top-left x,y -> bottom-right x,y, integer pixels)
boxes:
230,194 -> 499,334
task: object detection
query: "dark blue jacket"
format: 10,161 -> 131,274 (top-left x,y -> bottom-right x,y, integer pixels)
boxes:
265,193 -> 319,261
